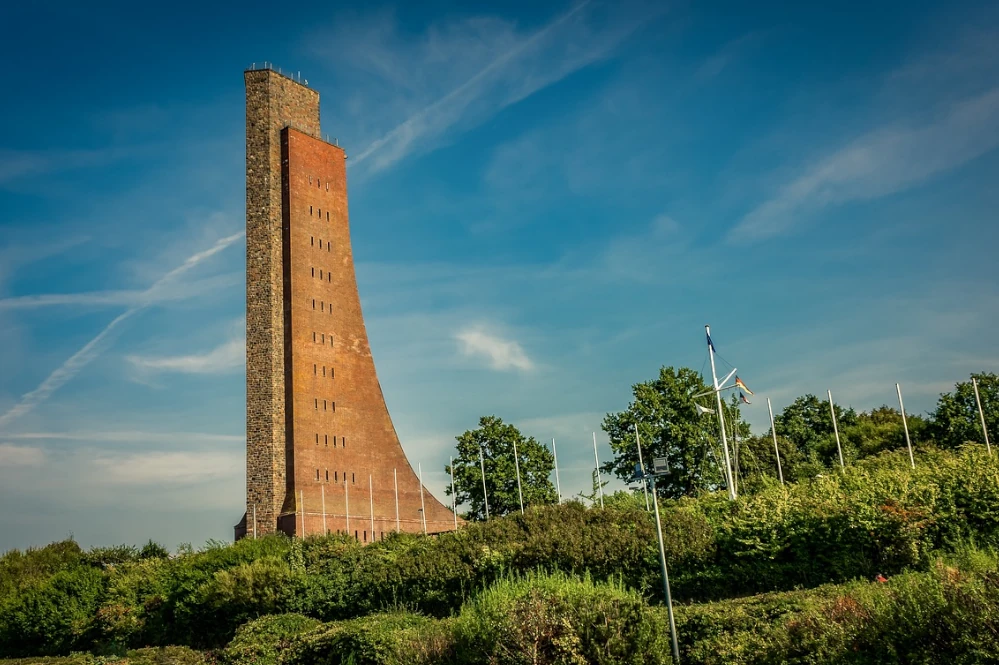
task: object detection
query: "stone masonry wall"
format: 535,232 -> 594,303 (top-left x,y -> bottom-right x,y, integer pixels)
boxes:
242,69 -> 320,537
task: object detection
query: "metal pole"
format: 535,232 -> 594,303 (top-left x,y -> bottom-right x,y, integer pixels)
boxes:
369,475 -> 374,542
479,444 -> 490,519
450,456 -> 458,529
706,325 -> 736,500
552,438 -> 562,504
252,503 -> 257,540
828,390 -> 845,468
650,474 -> 681,664
973,377 -> 992,456
394,468 -> 400,532
322,484 -> 327,535
345,479 -> 350,538
634,424 -> 650,511
767,398 -> 784,485
513,437 -> 524,514
299,490 -> 305,538
593,432 -> 604,508
418,463 -> 427,535
897,383 -> 916,469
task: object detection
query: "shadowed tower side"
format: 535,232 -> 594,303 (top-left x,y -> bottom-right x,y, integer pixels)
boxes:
236,67 -> 458,540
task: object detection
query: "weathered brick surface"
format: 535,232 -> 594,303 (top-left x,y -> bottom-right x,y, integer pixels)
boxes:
237,69 -> 458,540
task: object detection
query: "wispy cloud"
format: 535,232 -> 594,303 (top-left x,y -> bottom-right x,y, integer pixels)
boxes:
326,1 -> 653,174
456,324 -> 534,372
0,231 -> 244,430
0,273 -> 240,310
2,431 -> 243,444
730,87 -> 999,242
0,443 -> 45,467
91,450 -> 242,485
127,337 -> 244,375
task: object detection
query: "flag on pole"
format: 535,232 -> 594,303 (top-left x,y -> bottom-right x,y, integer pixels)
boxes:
735,376 -> 754,395
740,392 -> 752,405
695,403 -> 715,415
706,331 -> 716,352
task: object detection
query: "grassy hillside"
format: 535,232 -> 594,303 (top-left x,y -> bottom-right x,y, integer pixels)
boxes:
2,444 -> 998,663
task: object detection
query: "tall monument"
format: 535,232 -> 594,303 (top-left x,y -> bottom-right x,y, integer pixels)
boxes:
235,66 -> 458,540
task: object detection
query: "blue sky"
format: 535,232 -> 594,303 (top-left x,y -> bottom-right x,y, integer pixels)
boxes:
1,0 -> 998,552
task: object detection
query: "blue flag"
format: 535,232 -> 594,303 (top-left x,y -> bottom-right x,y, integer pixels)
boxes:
706,331 -> 716,352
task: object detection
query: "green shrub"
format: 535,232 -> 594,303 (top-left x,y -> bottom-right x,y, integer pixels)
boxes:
282,613 -> 451,665
452,572 -> 672,665
219,614 -> 321,665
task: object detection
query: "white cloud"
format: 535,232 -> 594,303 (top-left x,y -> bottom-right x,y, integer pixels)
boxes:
730,87 -> 999,242
127,337 -> 244,375
91,450 -> 241,486
0,230 -> 244,429
455,325 -> 534,372
0,443 -> 45,467
324,1 -> 654,174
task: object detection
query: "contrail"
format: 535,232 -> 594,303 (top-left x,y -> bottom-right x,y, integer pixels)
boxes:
0,231 -> 244,430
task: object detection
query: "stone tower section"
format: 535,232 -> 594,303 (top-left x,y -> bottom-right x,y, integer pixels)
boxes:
237,67 -> 458,541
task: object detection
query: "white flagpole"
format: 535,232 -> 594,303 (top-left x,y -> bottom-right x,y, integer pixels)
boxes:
394,468 -> 400,533
513,437 -> 524,514
322,484 -> 327,535
299,490 -> 306,538
450,456 -> 458,529
828,390 -> 845,468
896,383 -> 916,469
552,438 -> 562,504
479,444 -> 490,520
973,377 -> 992,456
767,397 -> 784,485
707,325 -> 736,500
634,424 -> 650,511
592,432 -> 604,508
345,479 -> 350,538
369,475 -> 374,542
418,462 -> 427,535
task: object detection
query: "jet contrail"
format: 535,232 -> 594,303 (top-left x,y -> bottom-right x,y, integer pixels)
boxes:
0,231 -> 244,430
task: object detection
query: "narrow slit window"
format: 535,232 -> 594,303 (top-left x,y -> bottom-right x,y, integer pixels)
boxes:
320,269 -> 323,279
335,471 -> 338,482
324,434 -> 328,446
319,239 -> 323,248
310,205 -> 313,215
311,236 -> 314,246
326,211 -> 330,221
323,399 -> 327,411
328,273 -> 331,282
352,472 -> 355,483
325,469 -> 329,482
316,468 -> 320,481
327,243 -> 330,252
313,332 -> 316,342
318,208 -> 321,218
312,299 -> 316,310
321,333 -> 325,343
311,267 -> 315,277
314,363 -> 317,374
315,433 -> 319,444
314,398 -> 318,409
322,366 -> 326,377
364,530 -> 367,542
332,401 -> 336,412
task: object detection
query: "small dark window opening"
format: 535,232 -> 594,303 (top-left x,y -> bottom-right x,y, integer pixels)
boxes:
313,332 -> 316,342
314,398 -> 318,409
324,434 -> 328,446
325,469 -> 329,481
310,205 -> 313,214
314,363 -> 317,374
316,468 -> 320,481
352,472 -> 355,483
311,236 -> 314,246
312,267 -> 315,277
312,299 -> 316,309
326,211 -> 330,221
315,433 -> 319,444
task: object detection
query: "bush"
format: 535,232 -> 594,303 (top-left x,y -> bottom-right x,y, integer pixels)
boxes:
282,613 -> 451,665
452,572 -> 672,665
219,614 -> 321,665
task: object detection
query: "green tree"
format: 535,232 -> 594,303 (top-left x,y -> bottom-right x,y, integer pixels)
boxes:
774,394 -> 858,467
602,366 -> 729,499
447,416 -> 557,520
931,372 -> 998,448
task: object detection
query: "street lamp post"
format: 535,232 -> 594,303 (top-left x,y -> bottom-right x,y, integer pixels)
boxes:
630,457 -> 681,663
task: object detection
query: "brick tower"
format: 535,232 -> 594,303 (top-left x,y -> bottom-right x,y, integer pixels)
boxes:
235,67 -> 458,541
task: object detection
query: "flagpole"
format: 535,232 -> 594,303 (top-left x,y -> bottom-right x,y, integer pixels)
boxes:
592,432 -> 604,508
896,383 -> 915,469
731,406 -> 740,496
513,437 -> 524,514
369,474 -> 375,542
706,325 -> 736,500
450,456 -> 458,529
634,424 -> 650,511
479,444 -> 490,520
393,468 -> 400,533
973,377 -> 992,456
767,397 -> 784,485
828,390 -> 845,468
418,462 -> 427,535
322,484 -> 327,535
552,438 -> 562,504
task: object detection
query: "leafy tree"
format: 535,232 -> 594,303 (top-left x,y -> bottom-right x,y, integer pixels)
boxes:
602,366 -> 733,499
774,394 -> 858,467
447,416 -> 557,520
931,372 -> 998,448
